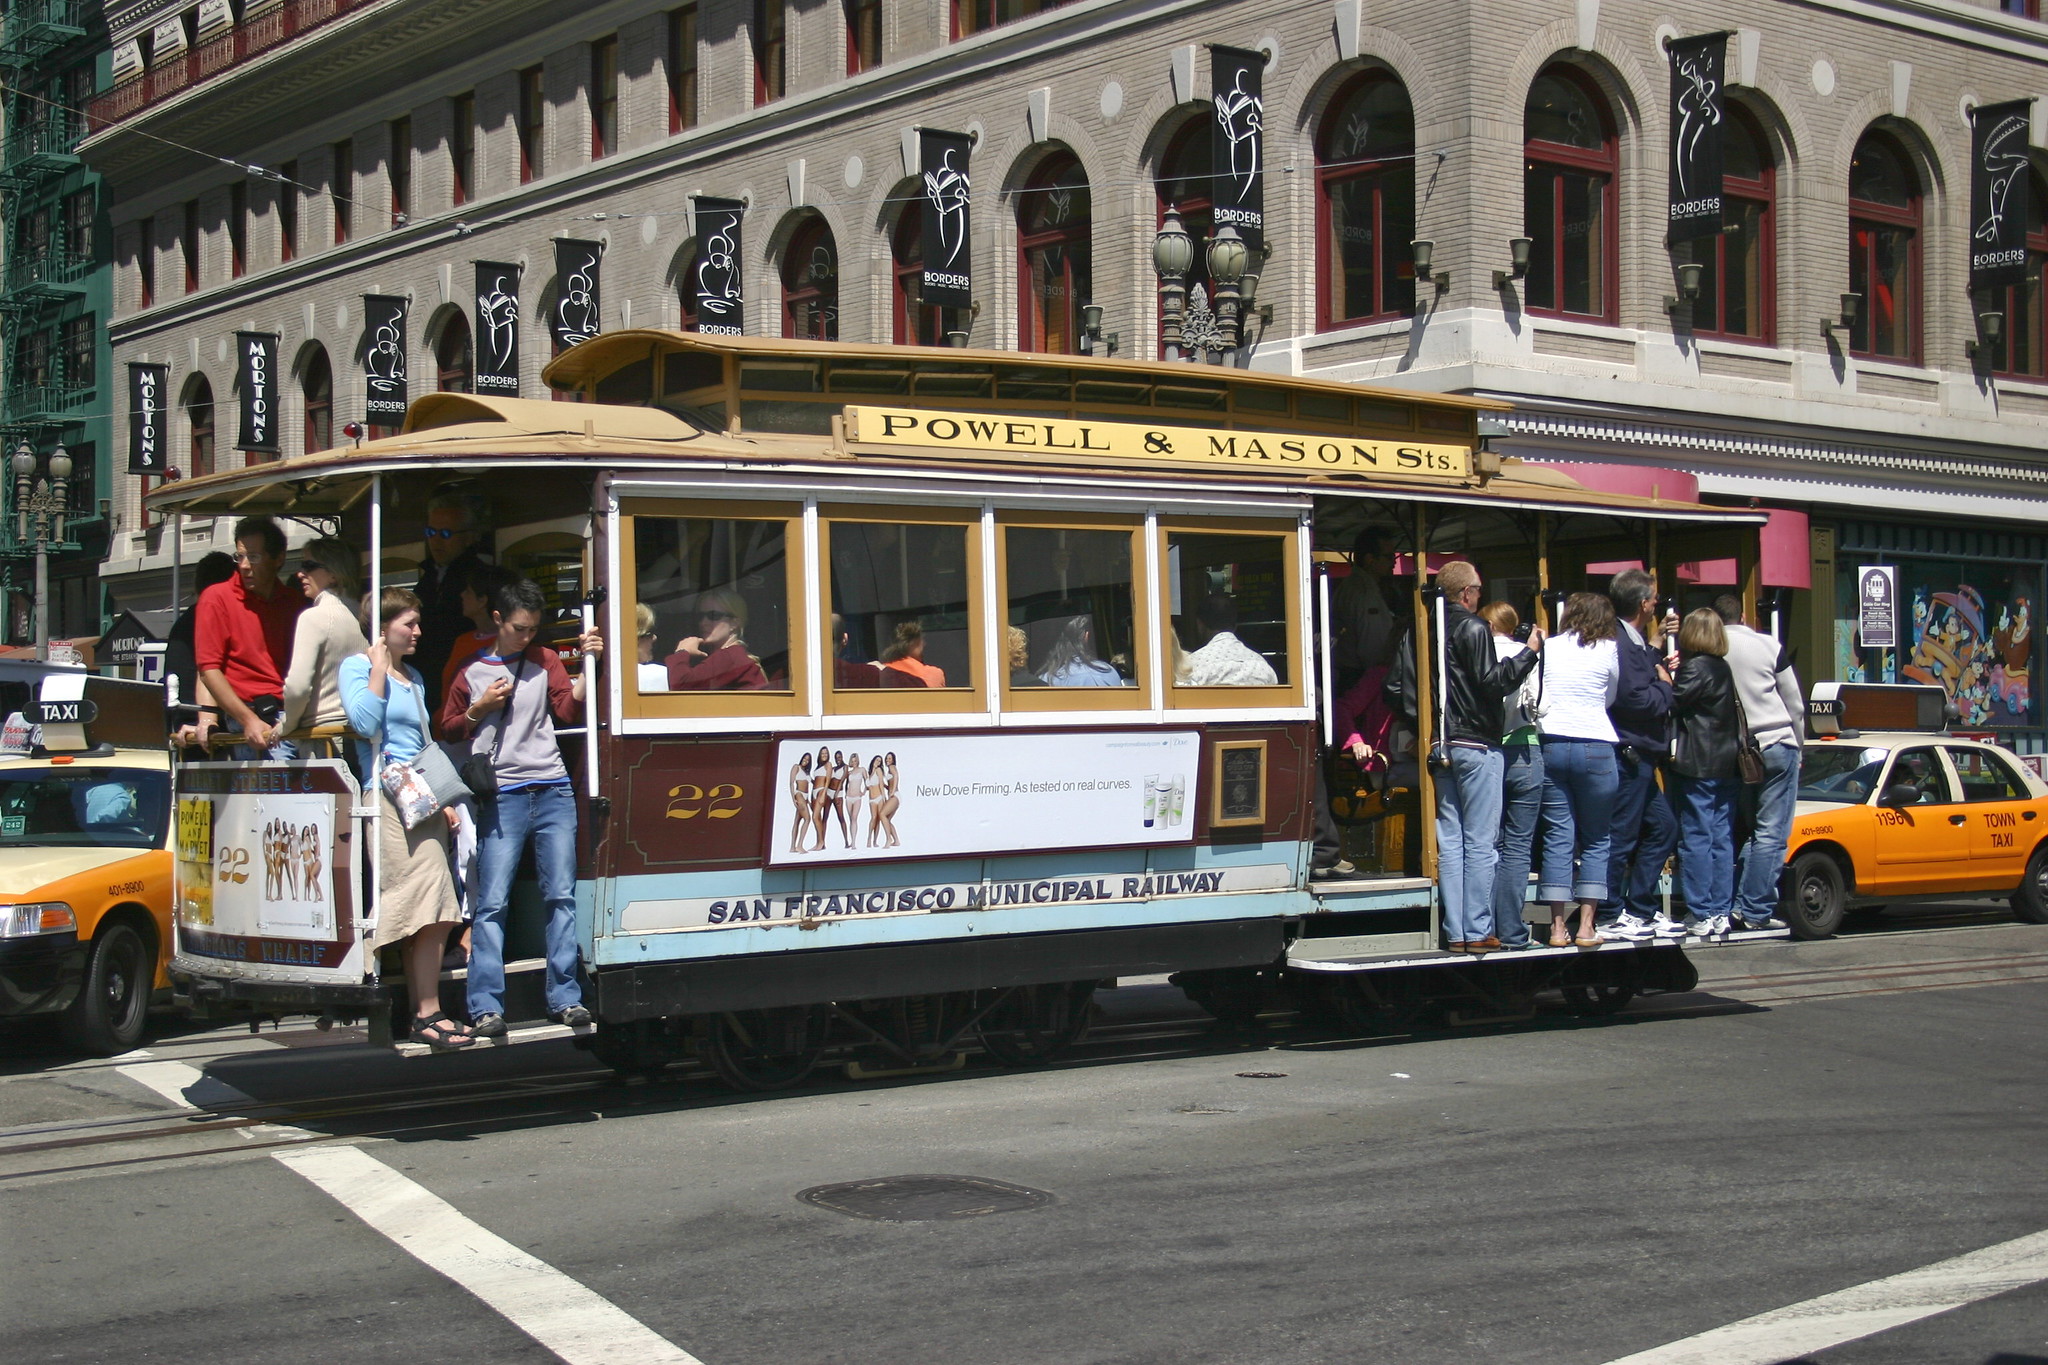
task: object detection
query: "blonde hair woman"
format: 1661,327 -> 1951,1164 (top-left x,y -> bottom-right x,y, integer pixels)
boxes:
1669,608 -> 1741,937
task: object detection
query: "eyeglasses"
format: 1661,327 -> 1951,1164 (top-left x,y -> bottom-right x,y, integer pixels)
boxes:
231,550 -> 267,563
423,526 -> 459,540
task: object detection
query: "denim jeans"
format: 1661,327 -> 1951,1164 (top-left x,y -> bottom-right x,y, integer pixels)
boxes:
231,736 -> 300,762
1600,753 -> 1678,922
1735,742 -> 1801,925
1672,773 -> 1738,923
1491,745 -> 1544,946
1435,744 -> 1505,944
467,783 -> 583,1018
1538,738 -> 1619,904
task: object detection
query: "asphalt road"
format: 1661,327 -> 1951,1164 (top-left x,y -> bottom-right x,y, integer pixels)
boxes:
5,907 -> 2046,1365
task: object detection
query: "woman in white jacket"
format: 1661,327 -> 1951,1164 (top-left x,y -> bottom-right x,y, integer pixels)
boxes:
280,538 -> 368,755
1534,592 -> 1622,947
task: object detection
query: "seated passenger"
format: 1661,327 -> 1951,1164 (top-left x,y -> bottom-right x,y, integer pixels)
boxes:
830,613 -> 884,688
74,779 -> 142,833
1037,615 -> 1127,687
1007,626 -> 1045,688
1183,595 -> 1278,687
666,588 -> 769,691
634,604 -> 671,693
879,622 -> 946,688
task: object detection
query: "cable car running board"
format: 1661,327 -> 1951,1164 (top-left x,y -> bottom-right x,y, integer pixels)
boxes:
1288,926 -> 1790,972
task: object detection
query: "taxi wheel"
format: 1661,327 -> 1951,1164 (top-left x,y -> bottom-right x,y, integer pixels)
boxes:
62,921 -> 153,1056
2012,846 -> 2048,924
1783,852 -> 1846,940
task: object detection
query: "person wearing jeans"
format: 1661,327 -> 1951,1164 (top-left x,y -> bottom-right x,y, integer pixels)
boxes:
1598,569 -> 1679,940
1534,593 -> 1623,946
1716,595 -> 1803,929
441,577 -> 604,1034
1668,609 -> 1742,934
1479,602 -> 1542,949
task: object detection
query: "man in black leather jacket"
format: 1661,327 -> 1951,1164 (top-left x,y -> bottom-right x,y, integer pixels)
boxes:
1405,561 -> 1544,952
1598,568 -> 1680,940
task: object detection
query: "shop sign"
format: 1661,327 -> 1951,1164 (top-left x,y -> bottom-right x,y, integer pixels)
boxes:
1210,45 -> 1266,252
846,406 -> 1472,480
765,730 -> 1202,867
690,198 -> 746,335
1969,100 -> 2034,292
1858,564 -> 1897,649
235,332 -> 280,454
1666,32 -> 1730,243
473,262 -> 521,395
127,363 -> 168,474
918,129 -> 973,310
360,295 -> 408,421
551,239 -> 603,349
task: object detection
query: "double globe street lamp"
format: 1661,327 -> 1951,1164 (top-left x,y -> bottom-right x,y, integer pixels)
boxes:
11,440 -> 72,661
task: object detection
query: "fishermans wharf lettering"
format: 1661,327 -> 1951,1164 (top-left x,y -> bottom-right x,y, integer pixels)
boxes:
846,406 -> 1472,481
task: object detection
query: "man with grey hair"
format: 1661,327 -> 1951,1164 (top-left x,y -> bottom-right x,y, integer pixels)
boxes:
1598,568 -> 1683,941
1430,559 -> 1544,953
1716,593 -> 1801,931
415,485 -> 493,711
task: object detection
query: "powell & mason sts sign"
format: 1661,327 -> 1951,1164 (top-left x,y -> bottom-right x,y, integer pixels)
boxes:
845,406 -> 1472,480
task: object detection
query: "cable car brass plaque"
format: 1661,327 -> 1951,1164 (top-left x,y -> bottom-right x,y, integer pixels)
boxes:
844,406 -> 1472,480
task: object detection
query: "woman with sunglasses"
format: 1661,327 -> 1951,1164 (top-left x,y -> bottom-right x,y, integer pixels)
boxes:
665,588 -> 769,690
279,538 -> 367,760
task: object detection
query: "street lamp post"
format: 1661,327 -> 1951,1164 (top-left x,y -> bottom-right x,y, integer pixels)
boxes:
12,440 -> 72,662
1151,207 -> 1195,362
1206,224 -> 1250,365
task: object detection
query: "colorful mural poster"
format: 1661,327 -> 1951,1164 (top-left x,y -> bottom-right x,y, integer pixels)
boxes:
1898,562 -> 2038,728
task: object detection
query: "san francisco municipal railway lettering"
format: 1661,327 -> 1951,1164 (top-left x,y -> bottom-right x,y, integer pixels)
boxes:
618,865 -> 1290,934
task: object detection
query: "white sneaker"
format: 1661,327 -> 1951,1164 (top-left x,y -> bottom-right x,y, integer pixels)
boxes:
1600,913 -> 1652,942
1686,917 -> 1717,939
1711,914 -> 1733,939
1650,916 -> 1689,939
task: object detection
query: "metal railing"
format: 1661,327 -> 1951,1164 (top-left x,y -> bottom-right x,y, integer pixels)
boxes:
2,246 -> 91,295
1,107 -> 82,169
0,0 -> 88,60
87,0 -> 380,132
1,383 -> 88,422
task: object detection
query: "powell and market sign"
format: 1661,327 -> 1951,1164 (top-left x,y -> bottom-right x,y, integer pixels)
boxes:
845,406 -> 1471,479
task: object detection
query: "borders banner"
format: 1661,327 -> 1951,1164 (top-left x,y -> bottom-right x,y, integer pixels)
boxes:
918,128 -> 973,310
473,262 -> 521,395
1209,44 -> 1267,252
235,331 -> 280,453
360,294 -> 408,423
127,362 -> 169,474
1970,99 -> 2034,292
1666,32 -> 1729,243
691,197 -> 746,335
551,238 -> 603,348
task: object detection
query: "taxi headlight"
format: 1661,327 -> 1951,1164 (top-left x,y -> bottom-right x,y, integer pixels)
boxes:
0,902 -> 77,938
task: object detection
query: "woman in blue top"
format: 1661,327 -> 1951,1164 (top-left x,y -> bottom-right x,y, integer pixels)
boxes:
1036,615 -> 1128,687
340,587 -> 470,1049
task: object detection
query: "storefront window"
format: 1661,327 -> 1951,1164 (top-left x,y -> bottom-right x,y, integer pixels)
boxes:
630,507 -> 801,713
825,513 -> 980,710
1004,525 -> 1139,694
1835,555 -> 2039,730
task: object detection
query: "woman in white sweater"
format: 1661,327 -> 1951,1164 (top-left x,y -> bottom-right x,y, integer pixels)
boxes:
281,538 -> 369,751
1534,592 -> 1622,947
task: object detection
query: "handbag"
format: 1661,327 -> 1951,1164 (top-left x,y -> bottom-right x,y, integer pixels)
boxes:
377,678 -> 464,829
1325,749 -> 1390,825
458,655 -> 524,806
1731,686 -> 1766,785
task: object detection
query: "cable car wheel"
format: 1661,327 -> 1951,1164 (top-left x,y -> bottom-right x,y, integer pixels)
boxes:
700,1006 -> 832,1092
976,981 -> 1096,1066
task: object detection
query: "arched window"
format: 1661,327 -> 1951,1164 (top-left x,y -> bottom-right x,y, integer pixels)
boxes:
1017,153 -> 1091,353
301,349 -> 332,454
781,218 -> 839,340
1316,74 -> 1416,329
1987,169 -> 2048,379
1848,130 -> 1922,362
1156,118 -> 1216,336
1686,105 -> 1775,342
437,312 -> 473,392
892,212 -> 944,345
1523,66 -> 1617,321
184,376 -> 215,479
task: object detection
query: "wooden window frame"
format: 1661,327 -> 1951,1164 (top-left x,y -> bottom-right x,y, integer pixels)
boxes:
517,67 -> 545,183
753,0 -> 785,107
302,348 -> 332,455
228,181 -> 246,277
781,218 -> 839,341
590,37 -> 619,160
389,116 -> 412,227
619,498 -> 811,721
996,510 -> 1151,715
1016,153 -> 1091,354
1689,106 -> 1777,346
822,503 -> 987,716
891,213 -> 942,345
450,93 -> 476,206
1156,516 -> 1304,712
845,0 -> 881,74
1986,171 -> 2048,381
182,200 -> 199,292
1522,65 -> 1618,324
1314,73 -> 1417,330
1847,131 -> 1923,365
276,162 -> 297,262
668,6 -> 698,134
332,140 -> 353,243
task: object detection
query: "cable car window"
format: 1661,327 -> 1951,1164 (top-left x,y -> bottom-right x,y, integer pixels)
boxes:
1005,527 -> 1138,690
1167,532 -> 1289,687
825,514 -> 979,709
633,514 -> 794,694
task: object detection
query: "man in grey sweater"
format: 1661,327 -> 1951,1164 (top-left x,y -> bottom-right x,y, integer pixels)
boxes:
1715,595 -> 1803,930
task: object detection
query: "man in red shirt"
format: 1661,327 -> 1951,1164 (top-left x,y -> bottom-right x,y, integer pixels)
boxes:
196,515 -> 309,758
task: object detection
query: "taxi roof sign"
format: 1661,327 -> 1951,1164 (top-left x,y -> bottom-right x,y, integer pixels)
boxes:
1809,682 -> 1951,736
29,674 -> 165,754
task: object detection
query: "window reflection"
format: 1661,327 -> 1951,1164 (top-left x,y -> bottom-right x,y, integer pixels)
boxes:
1167,532 -> 1289,687
829,521 -> 974,689
1005,527 -> 1136,687
634,516 -> 791,691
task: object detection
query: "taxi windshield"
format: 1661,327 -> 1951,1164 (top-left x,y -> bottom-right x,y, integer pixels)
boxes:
1797,746 -> 1890,807
0,767 -> 169,850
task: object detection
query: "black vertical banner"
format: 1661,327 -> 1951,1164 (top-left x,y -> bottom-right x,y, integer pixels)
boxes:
235,331 -> 279,453
474,261 -> 522,395
1666,32 -> 1729,243
1971,99 -> 2034,292
1210,45 -> 1266,253
918,129 -> 973,310
551,238 -> 603,349
361,294 -> 409,423
692,197 -> 746,335
127,363 -> 168,474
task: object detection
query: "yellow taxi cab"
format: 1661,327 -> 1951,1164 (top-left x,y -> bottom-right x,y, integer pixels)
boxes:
1781,682 -> 2048,939
0,672 -> 174,1053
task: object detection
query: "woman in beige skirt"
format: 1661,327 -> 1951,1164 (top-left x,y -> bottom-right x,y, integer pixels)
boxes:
340,588 -> 471,1049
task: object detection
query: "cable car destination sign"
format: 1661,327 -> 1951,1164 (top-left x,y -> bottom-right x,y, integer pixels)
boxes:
844,406 -> 1471,480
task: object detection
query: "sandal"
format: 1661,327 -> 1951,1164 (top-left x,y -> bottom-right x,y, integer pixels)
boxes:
413,1010 -> 475,1049
1572,935 -> 1603,948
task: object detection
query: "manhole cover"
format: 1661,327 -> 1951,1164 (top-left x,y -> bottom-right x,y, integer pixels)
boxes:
796,1175 -> 1053,1222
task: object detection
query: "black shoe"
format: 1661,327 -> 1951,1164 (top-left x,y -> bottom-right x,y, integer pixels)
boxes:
469,1012 -> 508,1038
552,1004 -> 593,1028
